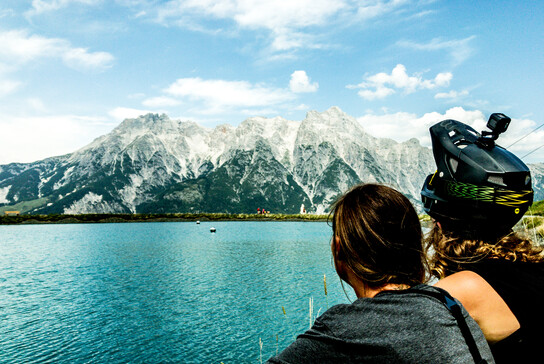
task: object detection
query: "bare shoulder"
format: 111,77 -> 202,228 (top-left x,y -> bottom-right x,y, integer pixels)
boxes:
435,270 -> 491,297
434,270 -> 520,343
434,270 -> 497,312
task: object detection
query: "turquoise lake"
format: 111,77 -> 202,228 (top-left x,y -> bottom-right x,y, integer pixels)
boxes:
0,221 -> 354,363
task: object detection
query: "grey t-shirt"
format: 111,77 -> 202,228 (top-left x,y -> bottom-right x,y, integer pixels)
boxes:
268,284 -> 494,363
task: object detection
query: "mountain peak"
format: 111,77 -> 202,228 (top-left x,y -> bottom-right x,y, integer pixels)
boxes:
302,106 -> 362,135
114,113 -> 170,132
305,106 -> 347,119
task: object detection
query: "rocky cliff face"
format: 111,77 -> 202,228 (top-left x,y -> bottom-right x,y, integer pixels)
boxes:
0,107 -> 541,214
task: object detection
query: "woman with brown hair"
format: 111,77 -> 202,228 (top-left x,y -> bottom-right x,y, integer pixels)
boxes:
421,115 -> 544,363
268,183 -> 493,363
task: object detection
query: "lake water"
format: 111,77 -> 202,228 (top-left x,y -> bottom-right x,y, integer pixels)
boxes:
0,221 -> 354,363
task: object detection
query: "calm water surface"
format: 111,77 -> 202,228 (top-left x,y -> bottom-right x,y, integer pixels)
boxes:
0,221 -> 353,363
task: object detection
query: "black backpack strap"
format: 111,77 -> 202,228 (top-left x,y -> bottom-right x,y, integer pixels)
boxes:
412,287 -> 488,364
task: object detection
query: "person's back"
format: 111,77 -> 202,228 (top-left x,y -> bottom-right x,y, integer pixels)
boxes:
464,260 -> 544,363
268,284 -> 493,363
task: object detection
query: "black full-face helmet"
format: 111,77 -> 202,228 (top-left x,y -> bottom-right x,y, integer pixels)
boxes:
421,113 -> 534,239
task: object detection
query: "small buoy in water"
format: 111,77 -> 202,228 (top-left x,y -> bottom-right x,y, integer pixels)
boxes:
210,227 -> 216,233
196,221 -> 200,224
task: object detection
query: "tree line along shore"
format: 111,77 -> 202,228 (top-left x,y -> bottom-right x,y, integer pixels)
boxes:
0,200 -> 542,229
0,212 -> 331,225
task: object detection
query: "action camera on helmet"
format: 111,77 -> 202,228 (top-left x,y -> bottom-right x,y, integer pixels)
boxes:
478,113 -> 511,148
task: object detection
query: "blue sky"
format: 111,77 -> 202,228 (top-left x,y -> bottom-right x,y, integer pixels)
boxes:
1,0 -> 543,164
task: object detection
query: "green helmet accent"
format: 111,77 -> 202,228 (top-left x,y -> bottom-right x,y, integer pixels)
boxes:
441,179 -> 533,208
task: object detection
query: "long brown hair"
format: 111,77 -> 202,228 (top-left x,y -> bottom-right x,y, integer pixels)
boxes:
331,184 -> 428,288
426,224 -> 544,279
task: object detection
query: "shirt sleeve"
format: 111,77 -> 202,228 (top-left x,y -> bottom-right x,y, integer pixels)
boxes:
266,318 -> 338,364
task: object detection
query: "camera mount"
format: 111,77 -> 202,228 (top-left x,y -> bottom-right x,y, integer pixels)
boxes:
477,113 -> 511,148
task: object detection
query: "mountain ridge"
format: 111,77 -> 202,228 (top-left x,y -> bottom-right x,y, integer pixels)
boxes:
0,107 -> 542,214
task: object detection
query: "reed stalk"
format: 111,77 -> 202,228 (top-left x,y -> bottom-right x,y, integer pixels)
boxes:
324,274 -> 329,309
259,337 -> 263,364
309,297 -> 314,329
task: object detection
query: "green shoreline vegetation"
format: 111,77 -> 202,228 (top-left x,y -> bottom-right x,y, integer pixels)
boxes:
1,201 -> 542,239
0,212 -> 330,225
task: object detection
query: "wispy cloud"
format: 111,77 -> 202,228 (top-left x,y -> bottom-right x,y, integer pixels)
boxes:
0,8 -> 16,18
289,71 -> 318,93
0,79 -> 22,98
142,96 -> 182,108
25,0 -> 102,17
62,47 -> 114,70
357,107 -> 486,145
0,29 -> 114,71
397,36 -> 476,66
0,113 -> 114,164
109,107 -> 154,121
349,64 -> 452,100
25,1 -> 429,57
434,89 -> 469,100
150,0 -> 418,54
354,0 -> 409,21
142,70 -> 319,115
357,107 -> 544,162
155,77 -> 294,114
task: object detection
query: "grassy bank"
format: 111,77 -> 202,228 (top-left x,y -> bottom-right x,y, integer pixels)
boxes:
529,200 -> 544,216
1,200 -> 542,230
0,212 -> 329,225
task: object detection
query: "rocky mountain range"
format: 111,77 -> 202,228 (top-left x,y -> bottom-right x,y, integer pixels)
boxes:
0,107 -> 542,214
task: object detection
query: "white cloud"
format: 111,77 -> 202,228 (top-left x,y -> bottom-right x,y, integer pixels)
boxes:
350,64 -> 452,100
164,77 -> 294,112
357,86 -> 395,101
289,70 -> 318,93
435,89 -> 469,100
62,47 -> 114,71
270,30 -> 323,52
0,29 -> 114,71
397,36 -> 476,65
0,30 -> 62,62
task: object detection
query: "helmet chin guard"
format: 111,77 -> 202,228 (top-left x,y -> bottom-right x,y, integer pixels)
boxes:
421,116 -> 533,239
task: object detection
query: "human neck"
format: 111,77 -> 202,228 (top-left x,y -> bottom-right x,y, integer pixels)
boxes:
353,283 -> 411,298
344,270 -> 410,298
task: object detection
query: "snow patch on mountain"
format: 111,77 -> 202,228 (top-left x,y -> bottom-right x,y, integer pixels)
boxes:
63,192 -> 120,214
0,186 -> 11,204
118,174 -> 144,213
54,166 -> 75,190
